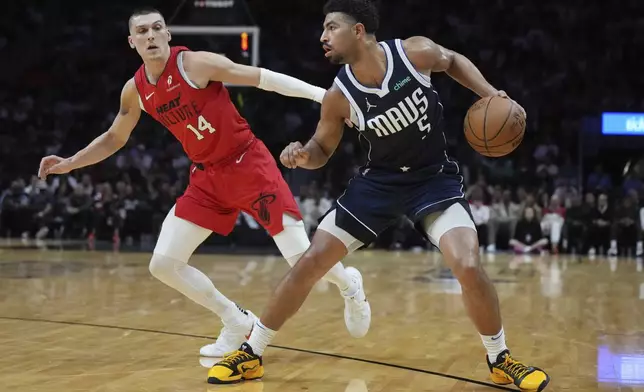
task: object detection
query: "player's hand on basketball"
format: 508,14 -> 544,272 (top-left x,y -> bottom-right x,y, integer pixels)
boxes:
280,142 -> 310,169
495,90 -> 527,120
38,155 -> 74,180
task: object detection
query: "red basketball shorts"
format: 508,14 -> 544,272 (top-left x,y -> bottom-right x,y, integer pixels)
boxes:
174,139 -> 302,237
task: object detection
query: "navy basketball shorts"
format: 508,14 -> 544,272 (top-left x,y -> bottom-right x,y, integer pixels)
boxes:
319,161 -> 475,248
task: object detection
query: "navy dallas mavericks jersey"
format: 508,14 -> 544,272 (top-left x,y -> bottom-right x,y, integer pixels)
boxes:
335,39 -> 447,171
329,39 -> 471,245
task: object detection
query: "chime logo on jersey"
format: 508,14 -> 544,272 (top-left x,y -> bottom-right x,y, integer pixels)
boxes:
366,87 -> 432,137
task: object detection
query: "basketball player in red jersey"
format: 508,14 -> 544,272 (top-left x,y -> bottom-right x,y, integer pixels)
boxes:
37,7 -> 371,357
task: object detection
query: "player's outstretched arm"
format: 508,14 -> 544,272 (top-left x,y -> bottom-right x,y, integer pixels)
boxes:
402,36 -> 500,98
38,79 -> 141,180
182,51 -> 326,103
280,85 -> 349,170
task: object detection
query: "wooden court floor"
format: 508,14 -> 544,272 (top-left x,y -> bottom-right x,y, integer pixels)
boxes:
1,244 -> 643,392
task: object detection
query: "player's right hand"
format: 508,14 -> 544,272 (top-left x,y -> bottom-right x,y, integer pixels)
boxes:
38,155 -> 74,180
280,142 -> 310,169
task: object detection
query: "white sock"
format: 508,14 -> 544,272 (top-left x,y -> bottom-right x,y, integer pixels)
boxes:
480,327 -> 508,363
610,240 -> 617,249
286,253 -> 355,293
149,254 -> 244,326
247,320 -> 276,356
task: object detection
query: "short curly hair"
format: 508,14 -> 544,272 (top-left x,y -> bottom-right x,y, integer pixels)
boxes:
323,0 -> 379,34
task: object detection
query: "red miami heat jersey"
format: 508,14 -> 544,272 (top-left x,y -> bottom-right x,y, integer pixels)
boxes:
134,46 -> 254,164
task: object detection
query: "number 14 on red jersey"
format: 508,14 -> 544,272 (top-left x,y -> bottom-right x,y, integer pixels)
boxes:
187,115 -> 216,140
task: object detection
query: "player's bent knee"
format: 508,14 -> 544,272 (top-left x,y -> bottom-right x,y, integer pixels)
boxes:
449,257 -> 485,287
290,252 -> 330,284
435,214 -> 483,284
153,205 -> 213,262
272,214 -> 311,262
149,254 -> 179,282
291,229 -> 352,283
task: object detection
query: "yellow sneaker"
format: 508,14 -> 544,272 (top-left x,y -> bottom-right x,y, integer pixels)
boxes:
487,350 -> 550,391
207,343 -> 264,384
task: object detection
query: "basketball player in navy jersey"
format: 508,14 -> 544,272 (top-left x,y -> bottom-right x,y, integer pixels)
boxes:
209,0 -> 550,390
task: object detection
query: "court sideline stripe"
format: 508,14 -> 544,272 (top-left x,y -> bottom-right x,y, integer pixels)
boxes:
0,316 -> 515,391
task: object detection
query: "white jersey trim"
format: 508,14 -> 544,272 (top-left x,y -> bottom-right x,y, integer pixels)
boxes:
345,41 -> 394,98
334,77 -> 365,131
137,94 -> 146,112
394,39 -> 433,89
177,51 -> 200,89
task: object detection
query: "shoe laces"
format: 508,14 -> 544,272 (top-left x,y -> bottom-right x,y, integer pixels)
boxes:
219,350 -> 255,368
498,355 -> 532,380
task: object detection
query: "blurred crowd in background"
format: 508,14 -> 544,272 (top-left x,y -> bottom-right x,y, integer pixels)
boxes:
1,0 -> 644,256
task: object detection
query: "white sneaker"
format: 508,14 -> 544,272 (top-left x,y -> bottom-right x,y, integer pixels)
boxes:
199,308 -> 257,357
343,267 -> 371,338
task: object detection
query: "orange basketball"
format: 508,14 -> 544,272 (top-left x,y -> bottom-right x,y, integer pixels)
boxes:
464,96 -> 526,157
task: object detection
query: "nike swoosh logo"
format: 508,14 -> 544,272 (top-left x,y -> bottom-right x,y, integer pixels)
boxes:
236,152 -> 247,164
491,334 -> 502,341
241,364 -> 258,372
245,324 -> 254,341
145,92 -> 155,100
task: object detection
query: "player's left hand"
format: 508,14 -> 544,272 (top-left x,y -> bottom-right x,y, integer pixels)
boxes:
280,142 -> 310,169
38,155 -> 74,180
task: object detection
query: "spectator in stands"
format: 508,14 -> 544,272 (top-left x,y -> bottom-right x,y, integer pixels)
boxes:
300,182 -> 333,235
563,194 -> 588,254
510,207 -> 548,254
48,180 -> 70,239
487,189 -> 520,252
91,183 -> 120,241
119,184 -> 145,245
27,176 -> 53,240
0,179 -> 30,237
65,185 -> 92,239
465,174 -> 492,204
588,193 -> 617,256
613,195 -> 641,256
541,194 -> 566,253
78,174 -> 94,197
469,187 -> 490,252
520,193 -> 542,220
